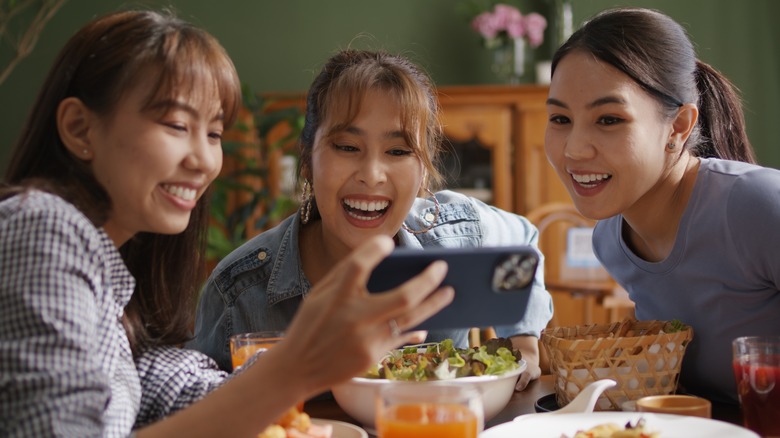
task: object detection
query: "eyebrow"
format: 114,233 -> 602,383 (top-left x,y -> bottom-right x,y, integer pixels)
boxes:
546,95 -> 627,110
344,125 -> 405,139
151,99 -> 225,121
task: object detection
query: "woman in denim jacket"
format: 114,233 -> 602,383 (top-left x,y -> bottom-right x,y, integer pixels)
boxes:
190,50 -> 553,390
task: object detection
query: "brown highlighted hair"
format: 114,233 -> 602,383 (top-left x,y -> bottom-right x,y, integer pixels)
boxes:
299,49 -> 444,221
3,10 -> 241,355
552,7 -> 755,164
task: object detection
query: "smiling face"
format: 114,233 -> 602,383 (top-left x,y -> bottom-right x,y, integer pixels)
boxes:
545,50 -> 678,221
87,80 -> 224,245
310,88 -> 425,254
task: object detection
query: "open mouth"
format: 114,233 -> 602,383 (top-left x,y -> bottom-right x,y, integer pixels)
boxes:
342,198 -> 390,221
162,184 -> 197,201
571,173 -> 612,188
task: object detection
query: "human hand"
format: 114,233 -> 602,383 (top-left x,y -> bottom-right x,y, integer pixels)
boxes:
277,235 -> 454,396
515,361 -> 542,391
511,334 -> 542,391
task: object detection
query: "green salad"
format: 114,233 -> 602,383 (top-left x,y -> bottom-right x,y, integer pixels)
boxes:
364,338 -> 522,381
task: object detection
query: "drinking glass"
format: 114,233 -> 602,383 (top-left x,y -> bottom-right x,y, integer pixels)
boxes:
230,330 -> 285,370
376,383 -> 484,438
733,335 -> 780,437
230,330 -> 306,412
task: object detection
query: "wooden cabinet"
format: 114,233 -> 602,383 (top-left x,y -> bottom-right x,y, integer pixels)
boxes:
436,84 -> 571,215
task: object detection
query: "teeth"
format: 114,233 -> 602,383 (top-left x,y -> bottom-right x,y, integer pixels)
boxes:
163,184 -> 196,201
346,210 -> 377,221
571,173 -> 611,184
343,198 -> 389,212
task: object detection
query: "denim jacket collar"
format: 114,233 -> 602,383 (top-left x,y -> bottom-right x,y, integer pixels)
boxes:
266,214 -> 311,306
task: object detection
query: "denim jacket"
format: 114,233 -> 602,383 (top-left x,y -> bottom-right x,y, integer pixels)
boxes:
189,190 -> 552,371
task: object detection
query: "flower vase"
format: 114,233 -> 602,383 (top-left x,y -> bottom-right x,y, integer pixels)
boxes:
491,38 -> 533,84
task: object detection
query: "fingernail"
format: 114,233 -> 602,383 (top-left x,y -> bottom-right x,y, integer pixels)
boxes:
410,332 -> 426,343
440,286 -> 454,303
430,260 -> 448,275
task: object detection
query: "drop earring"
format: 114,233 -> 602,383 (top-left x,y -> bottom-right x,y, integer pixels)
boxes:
299,179 -> 313,225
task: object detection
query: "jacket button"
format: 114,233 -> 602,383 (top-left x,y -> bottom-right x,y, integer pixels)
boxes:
257,251 -> 267,261
424,213 -> 435,222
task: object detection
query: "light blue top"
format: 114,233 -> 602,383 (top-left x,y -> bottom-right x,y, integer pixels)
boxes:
594,158 -> 780,403
189,190 -> 553,371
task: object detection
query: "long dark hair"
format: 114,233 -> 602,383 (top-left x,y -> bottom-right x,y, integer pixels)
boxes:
552,7 -> 756,164
2,10 -> 241,355
299,49 -> 444,221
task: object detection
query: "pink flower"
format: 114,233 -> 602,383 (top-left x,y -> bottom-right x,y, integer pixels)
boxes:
505,19 -> 525,39
493,4 -> 523,30
471,11 -> 501,39
470,3 -> 546,48
523,13 -> 547,48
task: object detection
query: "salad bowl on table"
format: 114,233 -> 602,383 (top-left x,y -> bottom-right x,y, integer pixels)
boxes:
330,339 -> 526,430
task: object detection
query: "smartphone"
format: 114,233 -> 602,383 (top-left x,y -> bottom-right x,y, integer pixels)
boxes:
366,246 -> 540,331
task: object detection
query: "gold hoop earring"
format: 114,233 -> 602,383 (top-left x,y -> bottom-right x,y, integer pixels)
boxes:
402,188 -> 440,235
300,179 -> 313,225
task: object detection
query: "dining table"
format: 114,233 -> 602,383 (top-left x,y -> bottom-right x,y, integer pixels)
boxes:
305,374 -> 744,435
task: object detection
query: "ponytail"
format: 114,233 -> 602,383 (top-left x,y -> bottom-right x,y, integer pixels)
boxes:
692,60 -> 756,164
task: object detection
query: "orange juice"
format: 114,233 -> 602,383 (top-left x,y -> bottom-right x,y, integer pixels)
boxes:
229,331 -> 284,370
377,403 -> 478,438
229,331 -> 303,411
230,342 -> 278,369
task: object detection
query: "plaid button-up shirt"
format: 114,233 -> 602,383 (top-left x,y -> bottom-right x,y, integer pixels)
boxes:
0,191 -> 227,437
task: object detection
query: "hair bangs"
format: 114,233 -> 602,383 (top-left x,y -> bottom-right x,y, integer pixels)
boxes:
319,61 -> 428,155
138,25 -> 241,128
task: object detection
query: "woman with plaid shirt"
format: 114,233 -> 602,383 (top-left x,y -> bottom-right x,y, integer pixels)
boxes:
0,9 -> 452,437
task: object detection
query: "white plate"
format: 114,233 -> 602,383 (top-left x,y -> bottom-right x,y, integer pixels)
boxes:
479,412 -> 759,438
311,418 -> 368,438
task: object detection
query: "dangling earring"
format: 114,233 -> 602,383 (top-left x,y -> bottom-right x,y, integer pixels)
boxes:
300,179 -> 313,225
402,188 -> 440,235
667,142 -> 676,150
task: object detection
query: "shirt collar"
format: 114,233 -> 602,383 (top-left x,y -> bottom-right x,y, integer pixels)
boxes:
97,228 -> 135,309
266,214 -> 310,305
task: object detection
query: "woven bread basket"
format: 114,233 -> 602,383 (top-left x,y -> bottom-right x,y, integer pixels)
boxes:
541,318 -> 693,411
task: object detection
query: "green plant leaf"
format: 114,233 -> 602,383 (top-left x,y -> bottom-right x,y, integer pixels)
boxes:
207,82 -> 303,264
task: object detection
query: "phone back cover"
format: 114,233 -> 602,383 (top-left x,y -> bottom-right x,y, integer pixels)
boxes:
366,246 -> 539,331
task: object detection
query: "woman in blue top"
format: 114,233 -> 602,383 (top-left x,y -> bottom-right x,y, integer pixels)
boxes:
0,10 -> 452,437
544,7 -> 780,403
190,50 -> 553,390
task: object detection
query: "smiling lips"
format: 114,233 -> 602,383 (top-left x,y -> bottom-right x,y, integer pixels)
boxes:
342,198 -> 390,221
162,184 -> 197,201
571,172 -> 611,188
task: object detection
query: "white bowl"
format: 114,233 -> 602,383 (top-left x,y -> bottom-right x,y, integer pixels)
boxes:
331,359 -> 526,429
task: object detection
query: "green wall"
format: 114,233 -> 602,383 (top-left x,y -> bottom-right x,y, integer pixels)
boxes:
1,0 -> 778,172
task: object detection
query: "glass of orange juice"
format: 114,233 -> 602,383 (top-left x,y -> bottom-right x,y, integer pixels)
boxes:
376,383 -> 484,438
230,330 -> 305,411
230,330 -> 285,370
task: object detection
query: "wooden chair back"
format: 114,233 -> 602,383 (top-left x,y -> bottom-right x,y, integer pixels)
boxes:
525,202 -> 634,327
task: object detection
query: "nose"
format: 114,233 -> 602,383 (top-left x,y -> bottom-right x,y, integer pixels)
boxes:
356,152 -> 387,187
183,136 -> 222,178
564,125 -> 597,161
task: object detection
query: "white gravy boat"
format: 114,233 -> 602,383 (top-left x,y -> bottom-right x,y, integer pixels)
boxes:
531,379 -> 617,416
